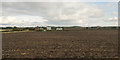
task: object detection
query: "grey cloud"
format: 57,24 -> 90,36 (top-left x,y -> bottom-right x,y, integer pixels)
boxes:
1,2 -> 118,26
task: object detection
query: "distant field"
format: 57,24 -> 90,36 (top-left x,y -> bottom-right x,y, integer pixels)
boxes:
1,29 -> 33,34
2,30 -> 118,58
0,29 -> 12,31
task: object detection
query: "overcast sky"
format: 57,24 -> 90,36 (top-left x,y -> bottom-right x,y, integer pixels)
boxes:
1,0 -> 119,2
0,2 -> 118,27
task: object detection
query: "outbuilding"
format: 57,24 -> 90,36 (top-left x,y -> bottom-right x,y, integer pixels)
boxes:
56,27 -> 63,31
46,27 -> 52,30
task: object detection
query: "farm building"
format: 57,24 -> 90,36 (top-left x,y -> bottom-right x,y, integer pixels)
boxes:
35,26 -> 40,31
40,28 -> 44,30
35,26 -> 64,31
46,27 -> 52,30
35,26 -> 47,31
56,27 -> 63,31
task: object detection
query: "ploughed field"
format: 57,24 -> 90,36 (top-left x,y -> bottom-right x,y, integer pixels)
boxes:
2,30 -> 118,58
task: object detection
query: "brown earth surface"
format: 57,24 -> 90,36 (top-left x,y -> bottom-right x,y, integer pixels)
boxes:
2,30 -> 118,58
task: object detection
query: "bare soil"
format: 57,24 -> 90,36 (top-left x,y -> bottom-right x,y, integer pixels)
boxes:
2,30 -> 118,58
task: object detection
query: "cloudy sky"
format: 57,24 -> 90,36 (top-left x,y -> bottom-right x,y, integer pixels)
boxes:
0,1 -> 118,27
